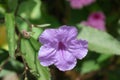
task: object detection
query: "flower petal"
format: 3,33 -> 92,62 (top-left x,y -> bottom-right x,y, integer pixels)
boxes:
58,25 -> 78,42
88,11 -> 105,21
38,44 -> 56,66
68,40 -> 88,59
54,50 -> 77,71
69,0 -> 95,9
39,29 -> 57,44
88,20 -> 106,31
69,0 -> 84,9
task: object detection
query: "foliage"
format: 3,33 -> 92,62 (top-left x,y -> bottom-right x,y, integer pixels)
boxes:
0,0 -> 120,80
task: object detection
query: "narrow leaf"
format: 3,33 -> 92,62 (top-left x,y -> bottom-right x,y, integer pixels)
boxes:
21,38 -> 51,80
5,13 -> 15,58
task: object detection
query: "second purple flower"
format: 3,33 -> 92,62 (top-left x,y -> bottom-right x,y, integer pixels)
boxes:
81,11 -> 106,31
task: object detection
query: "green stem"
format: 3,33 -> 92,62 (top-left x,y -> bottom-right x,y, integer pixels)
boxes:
5,13 -> 15,59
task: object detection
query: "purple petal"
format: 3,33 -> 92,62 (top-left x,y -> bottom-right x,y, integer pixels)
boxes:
68,40 -> 88,59
39,29 -> 57,44
69,0 -> 84,9
38,44 -> 57,66
58,25 -> 78,42
80,12 -> 106,31
83,0 -> 95,5
54,50 -> 77,71
69,0 -> 95,9
88,20 -> 106,31
88,11 -> 105,21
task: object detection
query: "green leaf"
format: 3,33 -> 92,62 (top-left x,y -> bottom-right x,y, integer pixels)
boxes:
0,58 -> 24,77
30,0 -> 41,19
0,69 -> 15,77
21,38 -> 51,80
81,60 -> 100,74
0,49 -> 9,65
77,25 -> 120,55
5,13 -> 15,58
17,0 -> 41,19
15,16 -> 29,32
3,59 -> 24,74
97,54 -> 112,63
31,27 -> 43,40
6,0 -> 18,12
0,4 -> 6,15
29,38 -> 41,51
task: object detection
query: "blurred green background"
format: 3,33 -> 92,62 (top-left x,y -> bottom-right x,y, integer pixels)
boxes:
0,0 -> 120,80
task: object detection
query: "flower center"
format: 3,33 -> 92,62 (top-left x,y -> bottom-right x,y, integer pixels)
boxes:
58,42 -> 66,50
93,14 -> 100,19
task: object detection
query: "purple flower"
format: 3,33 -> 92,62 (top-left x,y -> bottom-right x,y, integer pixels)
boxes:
68,0 -> 95,9
81,11 -> 106,31
38,25 -> 88,71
